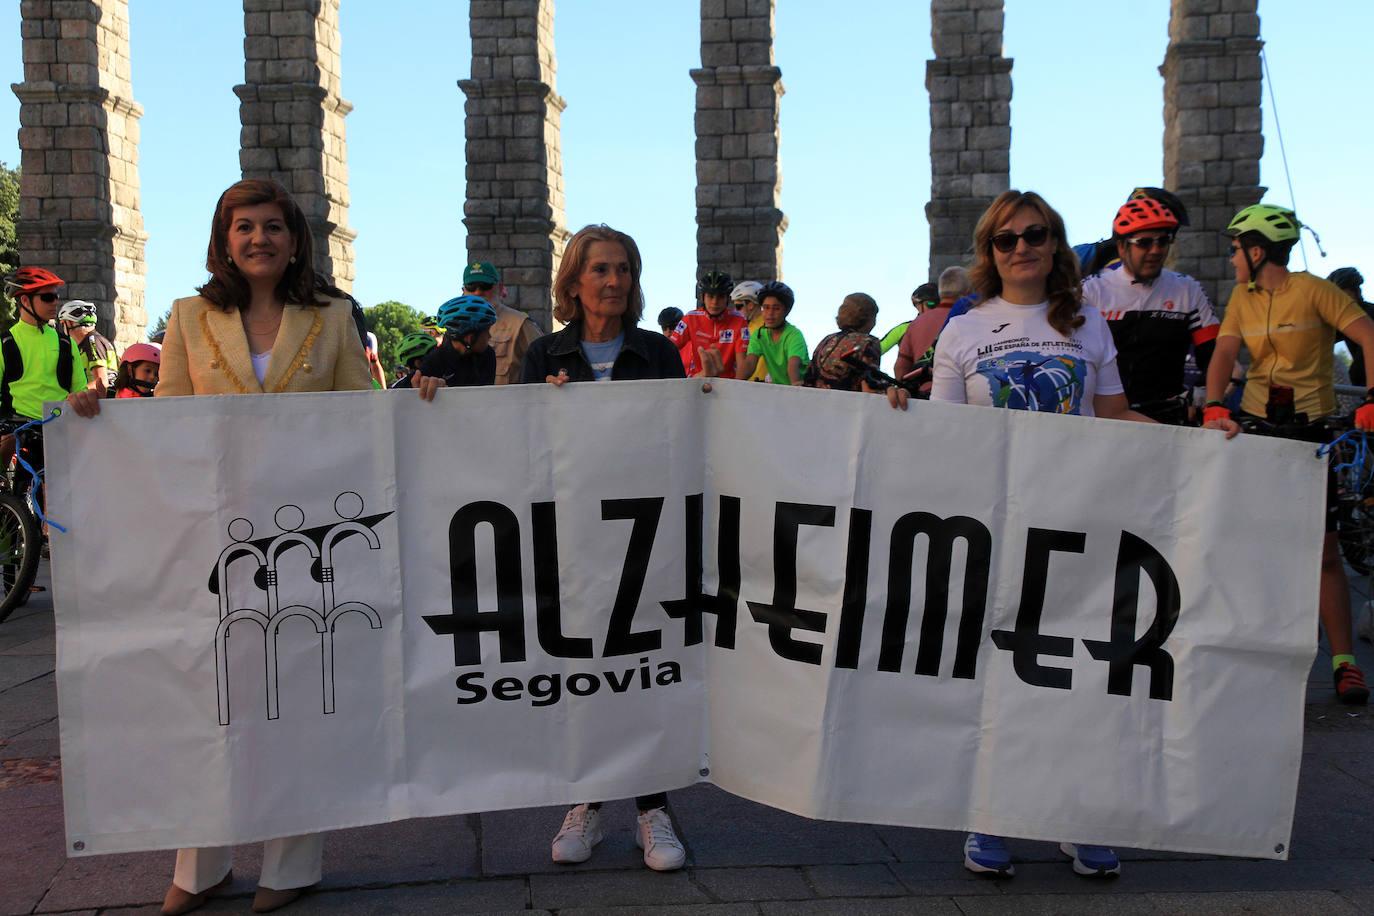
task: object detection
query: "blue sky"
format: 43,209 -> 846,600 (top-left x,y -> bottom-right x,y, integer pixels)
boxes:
3,2 -> 1370,359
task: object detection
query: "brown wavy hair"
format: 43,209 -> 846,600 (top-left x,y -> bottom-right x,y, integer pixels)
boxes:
198,179 -> 327,312
553,224 -> 645,326
968,190 -> 1083,337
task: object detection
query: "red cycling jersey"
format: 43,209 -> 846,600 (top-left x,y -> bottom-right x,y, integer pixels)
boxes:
670,308 -> 751,376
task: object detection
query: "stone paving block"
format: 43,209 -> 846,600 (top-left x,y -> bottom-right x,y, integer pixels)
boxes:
952,894 -> 1162,915
36,848 -> 176,912
1286,757 -> 1374,861
691,865 -> 813,901
530,870 -> 709,909
0,611 -> 53,653
1148,889 -> 1363,915
481,801 -> 647,875
669,784 -> 892,867
0,803 -> 66,916
804,863 -> 905,897
561,905 -> 757,916
0,672 -> 56,738
270,879 -> 528,915
871,825 -> 962,862
1008,857 -> 1374,895
0,731 -> 60,761
0,633 -> 56,656
0,653 -> 54,691
1337,886 -> 1374,912
0,780 -> 61,810
759,898 -> 962,915
318,814 -> 481,888
886,861 -> 1001,896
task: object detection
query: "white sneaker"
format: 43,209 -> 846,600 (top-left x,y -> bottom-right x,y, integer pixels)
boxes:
551,803 -> 603,864
635,806 -> 686,871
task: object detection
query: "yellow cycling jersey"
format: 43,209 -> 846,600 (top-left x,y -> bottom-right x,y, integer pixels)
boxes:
1219,271 -> 1366,420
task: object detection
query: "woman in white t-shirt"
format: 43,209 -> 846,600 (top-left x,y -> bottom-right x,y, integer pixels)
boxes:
888,190 -> 1151,879
927,190 -> 1151,421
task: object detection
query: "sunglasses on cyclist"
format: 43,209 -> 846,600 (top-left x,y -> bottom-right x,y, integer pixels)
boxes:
29,292 -> 60,303
1122,234 -> 1174,251
990,225 -> 1051,253
463,283 -> 494,294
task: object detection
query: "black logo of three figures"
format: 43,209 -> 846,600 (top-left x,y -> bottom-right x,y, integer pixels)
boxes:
210,492 -> 392,725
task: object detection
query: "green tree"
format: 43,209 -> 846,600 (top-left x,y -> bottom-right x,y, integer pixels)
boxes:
147,308 -> 169,341
365,300 -> 424,374
0,161 -> 20,325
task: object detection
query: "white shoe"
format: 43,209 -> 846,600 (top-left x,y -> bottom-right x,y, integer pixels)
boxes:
551,804 -> 603,864
635,806 -> 686,871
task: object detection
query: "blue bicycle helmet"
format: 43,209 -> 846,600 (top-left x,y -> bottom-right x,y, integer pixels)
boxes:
436,295 -> 498,336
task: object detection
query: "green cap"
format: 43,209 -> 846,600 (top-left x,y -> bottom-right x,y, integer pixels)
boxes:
463,261 -> 500,286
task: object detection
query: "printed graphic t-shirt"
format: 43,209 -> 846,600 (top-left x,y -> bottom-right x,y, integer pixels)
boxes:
580,333 -> 624,381
931,297 -> 1123,417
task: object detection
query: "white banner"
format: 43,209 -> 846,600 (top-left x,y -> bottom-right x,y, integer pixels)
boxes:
47,380 -> 1322,859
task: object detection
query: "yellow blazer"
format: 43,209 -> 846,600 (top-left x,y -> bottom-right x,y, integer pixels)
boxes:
156,295 -> 373,396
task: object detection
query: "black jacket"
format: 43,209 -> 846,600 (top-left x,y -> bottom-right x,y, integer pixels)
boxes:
520,322 -> 686,383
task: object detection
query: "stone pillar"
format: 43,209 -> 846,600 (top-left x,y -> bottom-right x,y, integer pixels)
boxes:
236,0 -> 355,291
459,0 -> 567,333
1162,0 -> 1264,310
692,0 -> 786,287
12,0 -> 147,347
925,0 -> 1011,278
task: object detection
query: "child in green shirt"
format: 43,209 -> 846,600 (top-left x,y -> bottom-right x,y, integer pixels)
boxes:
737,280 -> 807,385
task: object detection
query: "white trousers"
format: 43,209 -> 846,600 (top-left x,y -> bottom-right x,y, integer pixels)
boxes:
172,833 -> 323,893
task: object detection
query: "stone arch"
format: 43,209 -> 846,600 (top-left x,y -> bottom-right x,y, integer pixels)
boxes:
459,0 -> 568,333
692,0 -> 786,286
237,0 -> 356,292
13,0 -> 147,349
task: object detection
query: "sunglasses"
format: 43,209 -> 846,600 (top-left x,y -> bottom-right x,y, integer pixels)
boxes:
463,284 -> 493,294
30,292 -> 60,303
990,225 -> 1051,253
1122,234 -> 1174,251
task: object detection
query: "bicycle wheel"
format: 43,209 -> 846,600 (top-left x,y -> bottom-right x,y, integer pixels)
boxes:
0,492 -> 40,624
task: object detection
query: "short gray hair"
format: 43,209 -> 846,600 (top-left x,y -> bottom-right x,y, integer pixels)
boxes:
938,266 -> 971,300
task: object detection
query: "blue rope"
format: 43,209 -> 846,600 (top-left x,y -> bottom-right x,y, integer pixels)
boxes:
1319,430 -> 1374,494
11,407 -> 67,534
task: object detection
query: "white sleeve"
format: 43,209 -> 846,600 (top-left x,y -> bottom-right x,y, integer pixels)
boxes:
1085,309 -> 1125,396
929,321 -> 968,404
1184,274 -> 1220,332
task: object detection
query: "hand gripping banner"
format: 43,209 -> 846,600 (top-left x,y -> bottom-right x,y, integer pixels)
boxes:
45,380 -> 1323,858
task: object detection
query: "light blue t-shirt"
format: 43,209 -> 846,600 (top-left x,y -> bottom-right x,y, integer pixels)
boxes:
580,333 -> 623,382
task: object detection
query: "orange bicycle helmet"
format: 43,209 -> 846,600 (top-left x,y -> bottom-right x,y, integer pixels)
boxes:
1112,200 -> 1179,238
4,266 -> 64,294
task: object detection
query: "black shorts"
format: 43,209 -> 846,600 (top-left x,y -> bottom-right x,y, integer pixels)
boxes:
1240,413 -> 1338,533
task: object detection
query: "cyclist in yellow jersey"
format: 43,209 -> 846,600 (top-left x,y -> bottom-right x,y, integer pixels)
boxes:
1,267 -> 103,508
1203,205 -> 1374,704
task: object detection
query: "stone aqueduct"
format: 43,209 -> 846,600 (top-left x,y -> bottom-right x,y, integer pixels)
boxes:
14,0 -> 1264,349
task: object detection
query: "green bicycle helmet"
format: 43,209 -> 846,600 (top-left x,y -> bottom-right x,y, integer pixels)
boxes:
396,332 -> 437,366
1225,204 -> 1301,243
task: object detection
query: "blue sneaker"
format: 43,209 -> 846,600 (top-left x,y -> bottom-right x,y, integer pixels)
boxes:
963,833 -> 1014,876
1060,842 -> 1121,877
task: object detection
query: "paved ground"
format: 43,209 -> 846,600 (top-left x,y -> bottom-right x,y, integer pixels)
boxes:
4,566 -> 1374,915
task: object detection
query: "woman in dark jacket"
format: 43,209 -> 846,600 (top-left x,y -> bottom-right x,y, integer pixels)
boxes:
521,225 -> 686,385
521,223 -> 691,872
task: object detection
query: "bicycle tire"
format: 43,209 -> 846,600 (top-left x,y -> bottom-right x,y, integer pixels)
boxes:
0,492 -> 40,625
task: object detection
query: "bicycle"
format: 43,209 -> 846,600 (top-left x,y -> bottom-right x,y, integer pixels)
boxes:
1235,412 -> 1374,575
0,415 -> 47,625
840,352 -> 930,398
